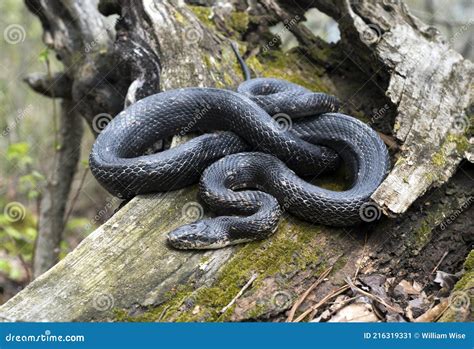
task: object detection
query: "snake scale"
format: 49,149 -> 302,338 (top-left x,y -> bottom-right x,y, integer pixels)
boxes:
90,47 -> 390,249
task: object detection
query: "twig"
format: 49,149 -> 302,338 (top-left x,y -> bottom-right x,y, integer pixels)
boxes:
431,251 -> 449,274
354,234 -> 368,279
345,277 -> 402,314
42,51 -> 60,184
414,298 -> 449,322
377,132 -> 399,150
220,273 -> 258,314
63,167 -> 88,226
286,266 -> 333,322
16,253 -> 31,283
308,284 -> 348,320
320,296 -> 359,321
293,284 -> 350,322
157,305 -> 170,321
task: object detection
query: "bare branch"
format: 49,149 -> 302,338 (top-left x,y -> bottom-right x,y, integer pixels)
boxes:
23,72 -> 72,99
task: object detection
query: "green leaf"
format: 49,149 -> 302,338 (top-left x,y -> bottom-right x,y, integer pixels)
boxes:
3,226 -> 23,240
27,190 -> 40,200
9,264 -> 22,280
23,227 -> 37,241
59,240 -> 70,260
6,142 -> 29,159
31,170 -> 45,181
0,260 -> 11,274
81,159 -> 89,168
38,47 -> 50,63
6,142 -> 32,168
66,217 -> 91,230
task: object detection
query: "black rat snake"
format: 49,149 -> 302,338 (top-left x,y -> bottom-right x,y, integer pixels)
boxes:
89,47 -> 390,249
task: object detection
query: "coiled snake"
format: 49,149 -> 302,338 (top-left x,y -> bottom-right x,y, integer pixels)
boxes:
90,46 -> 390,249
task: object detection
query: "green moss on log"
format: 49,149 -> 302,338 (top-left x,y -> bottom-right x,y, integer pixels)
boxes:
178,218 -> 325,321
438,250 -> 474,322
431,133 -> 469,168
446,133 -> 469,154
413,220 -> 433,248
432,151 -> 446,167
189,5 -> 248,36
462,250 -> 474,272
252,50 -> 331,93
188,6 -> 214,29
409,197 -> 466,250
453,250 -> 474,292
229,12 -> 249,33
115,217 -> 333,322
173,10 -> 187,25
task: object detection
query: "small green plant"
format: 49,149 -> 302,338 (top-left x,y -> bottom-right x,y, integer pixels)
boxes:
6,142 -> 32,168
0,199 -> 36,281
1,143 -> 45,281
5,142 -> 45,199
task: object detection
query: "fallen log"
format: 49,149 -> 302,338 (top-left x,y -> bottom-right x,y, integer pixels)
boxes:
1,0 -> 471,322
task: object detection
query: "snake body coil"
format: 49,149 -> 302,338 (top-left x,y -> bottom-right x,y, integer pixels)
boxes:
90,78 -> 389,249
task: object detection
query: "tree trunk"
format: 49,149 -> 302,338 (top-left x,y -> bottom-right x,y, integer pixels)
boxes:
32,100 -> 83,278
1,0 -> 471,322
23,0 -> 123,277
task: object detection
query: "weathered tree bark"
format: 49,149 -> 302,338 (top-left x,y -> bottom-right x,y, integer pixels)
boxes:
1,0 -> 471,321
277,0 -> 473,214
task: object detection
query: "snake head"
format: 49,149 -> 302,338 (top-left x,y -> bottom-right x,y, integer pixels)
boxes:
167,220 -> 229,250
